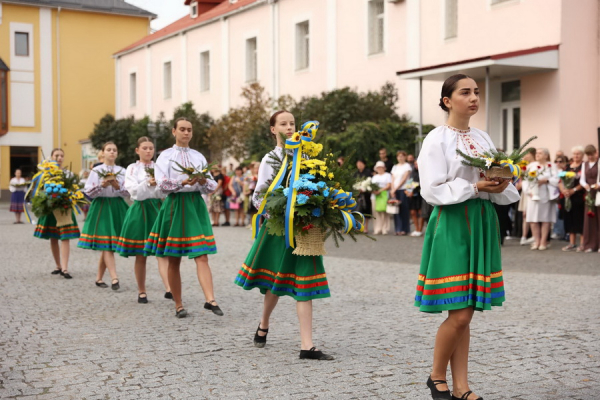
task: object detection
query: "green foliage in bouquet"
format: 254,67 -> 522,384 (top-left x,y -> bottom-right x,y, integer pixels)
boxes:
172,160 -> 218,181
31,169 -> 87,218
456,135 -> 537,169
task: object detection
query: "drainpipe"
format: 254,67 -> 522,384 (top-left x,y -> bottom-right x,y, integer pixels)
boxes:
418,76 -> 423,155
56,7 -> 61,152
485,66 -> 490,134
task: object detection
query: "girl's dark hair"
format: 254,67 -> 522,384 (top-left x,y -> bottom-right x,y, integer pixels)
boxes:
50,148 -> 64,157
137,136 -> 153,147
102,141 -> 117,152
439,74 -> 473,112
173,117 -> 191,130
356,159 -> 366,165
396,150 -> 407,157
235,166 -> 243,172
269,110 -> 291,127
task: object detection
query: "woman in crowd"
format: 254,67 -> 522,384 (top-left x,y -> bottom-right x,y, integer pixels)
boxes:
145,117 -> 223,318
244,162 -> 259,226
525,148 -> 558,251
117,137 -> 171,303
228,166 -> 245,226
234,110 -> 334,360
354,159 -> 373,233
34,148 -> 80,279
561,146 -> 586,251
415,74 -> 519,400
209,166 -> 225,227
579,145 -> 599,252
78,142 -> 129,289
517,148 -> 536,245
407,159 -> 424,236
221,166 -> 232,227
390,150 -> 412,236
371,161 -> 393,235
9,168 -> 26,224
552,155 -> 569,240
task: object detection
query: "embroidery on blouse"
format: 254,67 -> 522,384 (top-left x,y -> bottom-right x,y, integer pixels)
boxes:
445,125 -> 470,134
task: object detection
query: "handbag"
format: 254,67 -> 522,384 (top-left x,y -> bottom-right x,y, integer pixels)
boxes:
375,191 -> 389,212
229,198 -> 240,210
386,203 -> 399,214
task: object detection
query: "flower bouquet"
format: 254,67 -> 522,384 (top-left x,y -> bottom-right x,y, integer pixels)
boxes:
585,191 -> 596,218
353,177 -> 380,193
558,171 -> 577,211
96,169 -> 123,182
456,136 -> 537,181
404,179 -> 420,194
255,121 -> 372,256
173,160 -> 218,181
14,181 -> 31,188
31,164 -> 88,226
145,166 -> 155,179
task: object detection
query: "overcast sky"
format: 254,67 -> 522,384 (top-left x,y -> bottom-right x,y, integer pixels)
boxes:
125,0 -> 189,31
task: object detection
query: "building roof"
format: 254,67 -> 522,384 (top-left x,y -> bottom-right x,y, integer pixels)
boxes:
0,58 -> 9,71
3,0 -> 156,18
114,0 -> 260,56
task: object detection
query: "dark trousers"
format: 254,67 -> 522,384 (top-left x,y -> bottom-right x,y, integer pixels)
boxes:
394,190 -> 411,233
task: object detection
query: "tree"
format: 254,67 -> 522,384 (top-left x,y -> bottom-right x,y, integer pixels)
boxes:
89,114 -> 136,166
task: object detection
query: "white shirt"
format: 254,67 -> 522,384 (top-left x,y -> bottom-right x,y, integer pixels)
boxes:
253,146 -> 284,209
579,160 -> 598,188
418,125 -> 520,206
9,177 -> 26,192
391,163 -> 412,190
124,161 -> 165,201
154,145 -> 217,195
371,172 -> 393,191
84,164 -> 129,199
522,161 -> 559,202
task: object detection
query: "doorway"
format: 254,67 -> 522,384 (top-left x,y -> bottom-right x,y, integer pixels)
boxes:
10,146 -> 38,180
500,80 -> 521,151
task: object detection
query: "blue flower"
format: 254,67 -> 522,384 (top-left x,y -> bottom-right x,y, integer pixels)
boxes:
307,182 -> 318,191
293,179 -> 305,190
323,189 -> 330,197
312,208 -> 322,217
300,173 -> 315,180
52,187 -> 59,193
317,181 -> 326,189
297,194 -> 309,205
558,171 -> 566,178
60,188 -> 68,194
45,187 -> 53,193
283,188 -> 290,197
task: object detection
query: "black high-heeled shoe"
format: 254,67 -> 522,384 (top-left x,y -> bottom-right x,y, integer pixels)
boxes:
138,292 -> 148,304
452,391 -> 483,400
427,376 -> 452,400
299,347 -> 334,360
253,323 -> 268,348
204,300 -> 224,316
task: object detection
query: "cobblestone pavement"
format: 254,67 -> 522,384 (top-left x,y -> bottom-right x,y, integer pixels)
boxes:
0,204 -> 598,399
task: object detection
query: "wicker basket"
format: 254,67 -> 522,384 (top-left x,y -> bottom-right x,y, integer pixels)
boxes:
485,166 -> 513,180
292,228 -> 327,256
53,208 -> 72,227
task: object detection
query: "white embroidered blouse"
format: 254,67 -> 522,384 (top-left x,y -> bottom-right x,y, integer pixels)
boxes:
9,178 -> 26,192
154,145 -> 217,194
124,161 -> 165,201
418,125 -> 520,206
84,164 -> 129,199
253,147 -> 284,210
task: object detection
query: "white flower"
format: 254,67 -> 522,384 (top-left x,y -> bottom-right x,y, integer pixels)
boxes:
485,158 -> 493,168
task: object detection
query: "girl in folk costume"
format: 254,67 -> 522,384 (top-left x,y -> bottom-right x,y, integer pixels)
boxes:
144,117 -> 223,319
34,148 -> 80,279
9,168 -> 26,224
234,111 -> 334,361
78,142 -> 129,290
116,137 -> 171,303
415,75 -> 520,400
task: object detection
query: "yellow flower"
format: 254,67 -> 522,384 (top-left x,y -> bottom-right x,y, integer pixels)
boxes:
528,170 -> 538,178
501,159 -> 514,165
319,171 -> 327,177
309,169 -> 317,175
565,171 -> 576,178
320,165 -> 327,171
328,173 -> 334,180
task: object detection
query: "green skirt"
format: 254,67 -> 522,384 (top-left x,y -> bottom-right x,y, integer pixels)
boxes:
116,199 -> 162,257
234,222 -> 330,301
33,212 -> 80,241
414,198 -> 505,313
144,192 -> 216,258
77,197 -> 130,252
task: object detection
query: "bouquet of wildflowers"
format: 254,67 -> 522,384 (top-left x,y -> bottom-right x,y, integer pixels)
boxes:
457,136 -> 537,181
256,121 -> 372,255
145,166 -> 155,179
173,160 -> 218,181
96,169 -> 123,181
558,170 -> 577,211
353,177 -> 380,193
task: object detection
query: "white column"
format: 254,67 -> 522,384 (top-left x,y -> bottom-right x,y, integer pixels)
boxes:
326,0 -> 337,91
221,18 -> 230,114
115,56 -> 121,119
181,33 -> 188,103
39,8 -> 53,157
271,1 -> 279,99
145,46 -> 152,118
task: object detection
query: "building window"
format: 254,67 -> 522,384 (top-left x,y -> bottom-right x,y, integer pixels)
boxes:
163,62 -> 172,99
200,51 -> 210,92
15,32 -> 29,56
0,70 -> 8,135
190,1 -> 198,18
295,21 -> 310,71
445,0 -> 458,39
246,37 -> 258,82
368,0 -> 384,55
129,72 -> 137,107
501,80 -> 520,102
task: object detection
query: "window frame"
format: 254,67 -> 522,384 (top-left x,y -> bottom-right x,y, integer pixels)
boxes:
200,50 -> 211,92
163,61 -> 172,100
245,37 -> 258,83
129,72 -> 137,108
15,32 -> 29,57
444,0 -> 458,40
368,0 -> 385,55
295,20 -> 310,71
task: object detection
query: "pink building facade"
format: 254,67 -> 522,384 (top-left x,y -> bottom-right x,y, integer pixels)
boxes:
114,0 -> 600,156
